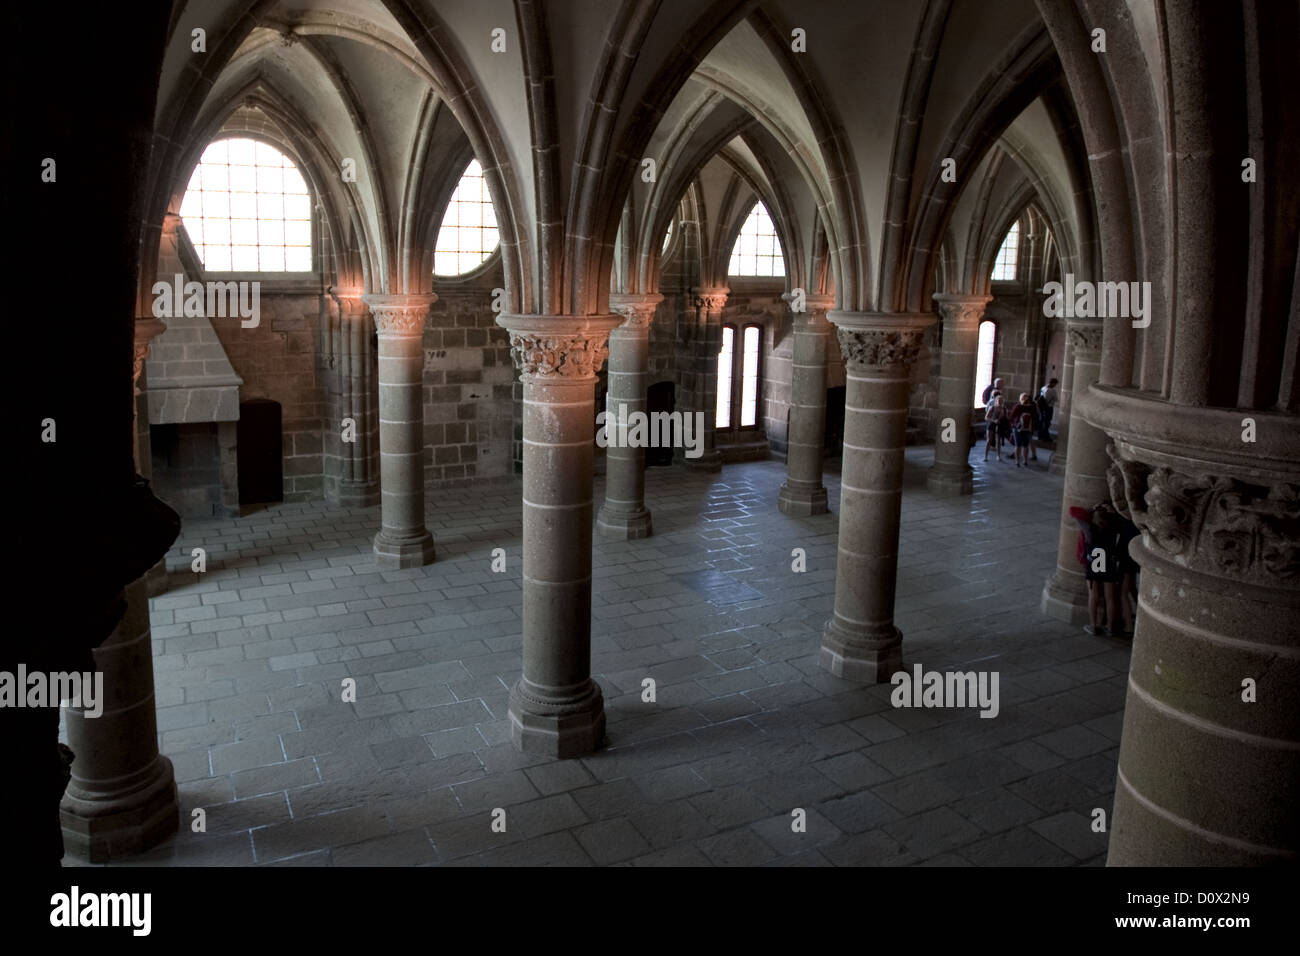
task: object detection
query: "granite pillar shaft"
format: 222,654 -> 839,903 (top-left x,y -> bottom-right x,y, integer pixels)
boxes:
821,313 -> 933,681
779,294 -> 835,515
1041,321 -> 1107,623
366,294 -> 436,568
927,294 -> 990,496
499,315 -> 619,757
598,293 -> 661,539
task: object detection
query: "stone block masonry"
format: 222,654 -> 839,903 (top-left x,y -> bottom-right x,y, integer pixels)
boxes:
422,284 -> 516,487
211,293 -> 327,502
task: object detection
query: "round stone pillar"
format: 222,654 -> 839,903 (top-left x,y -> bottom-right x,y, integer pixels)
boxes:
364,294 -> 436,569
598,293 -> 662,539
498,314 -> 620,757
61,577 -> 179,860
927,294 -> 991,496
61,320 -> 180,860
1041,320 -> 1107,623
779,293 -> 836,515
820,312 -> 934,681
1083,387 -> 1299,864
134,317 -> 170,595
685,288 -> 728,473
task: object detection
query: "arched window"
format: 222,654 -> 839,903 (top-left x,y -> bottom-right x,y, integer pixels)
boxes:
434,159 -> 499,276
728,202 -> 784,278
974,320 -> 997,404
991,221 -> 1020,281
717,323 -> 762,430
180,137 -> 313,272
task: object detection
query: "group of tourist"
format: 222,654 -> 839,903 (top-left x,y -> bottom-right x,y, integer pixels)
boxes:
980,376 -> 1059,468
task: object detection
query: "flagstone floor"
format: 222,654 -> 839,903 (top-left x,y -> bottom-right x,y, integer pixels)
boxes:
68,446 -> 1129,866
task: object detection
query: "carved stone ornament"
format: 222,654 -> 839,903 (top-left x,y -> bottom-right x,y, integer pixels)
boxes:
1066,322 -> 1105,353
370,305 -> 429,337
509,331 -> 610,380
935,301 -> 987,328
693,291 -> 729,314
609,296 -> 662,330
835,327 -> 925,371
1106,443 -> 1300,582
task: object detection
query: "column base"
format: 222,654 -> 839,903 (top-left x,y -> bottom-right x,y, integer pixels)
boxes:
926,464 -> 973,496
373,529 -> 435,569
778,481 -> 829,516
683,450 -> 722,473
338,479 -> 380,510
1041,568 -> 1090,624
508,678 -> 606,759
819,619 -> 903,683
60,755 -> 178,862
596,505 -> 653,540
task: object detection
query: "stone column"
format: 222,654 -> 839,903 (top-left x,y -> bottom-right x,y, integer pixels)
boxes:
61,317 -> 180,861
598,293 -> 662,539
364,293 -> 436,568
1086,389 -> 1299,864
498,314 -> 620,757
335,294 -> 379,509
927,294 -> 991,496
779,293 -> 836,515
134,317 -> 170,595
1040,320 -> 1107,622
685,287 -> 728,472
820,312 -> 934,681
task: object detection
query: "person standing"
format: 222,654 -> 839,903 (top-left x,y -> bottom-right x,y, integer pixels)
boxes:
984,392 -> 1008,461
982,376 -> 1004,407
1037,378 -> 1059,442
1008,392 -> 1038,468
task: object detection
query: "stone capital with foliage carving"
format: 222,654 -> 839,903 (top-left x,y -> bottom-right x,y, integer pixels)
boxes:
1107,443 -> 1299,584
693,288 -> 729,314
364,293 -> 436,337
609,293 -> 663,330
835,328 -> 926,371
1066,320 -> 1104,354
508,331 -> 611,380
932,293 -> 992,330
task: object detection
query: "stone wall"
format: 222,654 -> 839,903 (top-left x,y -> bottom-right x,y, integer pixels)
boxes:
211,291 -> 326,502
422,277 -> 515,486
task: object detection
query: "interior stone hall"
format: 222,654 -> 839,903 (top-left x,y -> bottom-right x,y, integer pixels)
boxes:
10,0 -> 1298,870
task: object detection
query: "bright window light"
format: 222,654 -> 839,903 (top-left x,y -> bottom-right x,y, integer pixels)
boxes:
991,221 -> 1020,281
728,202 -> 784,278
179,137 -> 312,272
434,159 -> 499,275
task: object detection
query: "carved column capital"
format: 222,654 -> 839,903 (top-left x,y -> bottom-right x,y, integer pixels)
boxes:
786,292 -> 837,330
497,314 -> 621,383
829,312 -> 934,373
132,317 -> 168,395
1079,384 -> 1300,587
334,290 -> 370,320
1065,319 -> 1105,356
692,287 -> 729,315
609,292 -> 663,330
363,293 -> 436,336
932,293 -> 992,329
1107,444 -> 1299,585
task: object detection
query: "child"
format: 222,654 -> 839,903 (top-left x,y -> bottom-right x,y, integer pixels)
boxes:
984,392 -> 1007,461
1008,392 -> 1038,467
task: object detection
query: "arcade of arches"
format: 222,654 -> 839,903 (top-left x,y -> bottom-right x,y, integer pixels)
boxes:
17,0 -> 1298,868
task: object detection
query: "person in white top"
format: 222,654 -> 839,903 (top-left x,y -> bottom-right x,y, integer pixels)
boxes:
1037,378 -> 1059,441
